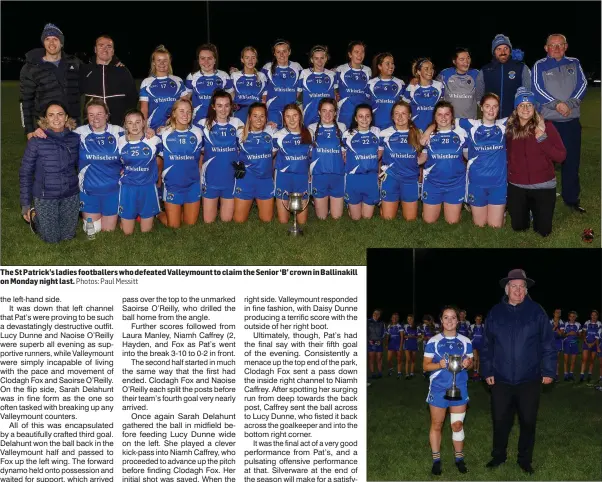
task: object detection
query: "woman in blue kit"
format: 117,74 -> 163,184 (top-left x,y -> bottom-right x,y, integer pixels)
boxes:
199,89 -> 244,223
562,311 -> 581,381
307,98 -> 347,220
403,58 -> 445,132
335,41 -> 372,128
379,100 -> 426,221
367,52 -> 406,130
470,314 -> 485,380
117,109 -> 163,235
273,103 -> 312,225
402,314 -> 420,379
231,47 -> 268,123
343,104 -> 382,220
386,312 -> 404,378
579,310 -> 601,383
550,308 -> 565,380
298,45 -> 337,127
233,103 -> 276,223
423,306 -> 473,476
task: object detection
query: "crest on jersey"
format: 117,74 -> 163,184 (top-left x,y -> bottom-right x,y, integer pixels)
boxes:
453,136 -> 460,144
422,191 -> 428,200
508,71 -> 516,79
189,136 -> 196,144
264,135 -> 271,143
108,136 -> 115,144
170,81 -> 176,88
371,136 -> 377,144
142,146 -> 151,156
567,68 -> 574,75
166,192 -> 174,201
229,127 -> 236,136
466,79 -> 472,85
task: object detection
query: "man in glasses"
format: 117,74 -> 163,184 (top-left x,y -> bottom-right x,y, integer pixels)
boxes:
480,269 -> 556,475
532,34 -> 588,214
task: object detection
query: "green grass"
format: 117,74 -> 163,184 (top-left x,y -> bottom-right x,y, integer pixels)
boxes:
367,351 -> 602,481
1,82 -> 600,265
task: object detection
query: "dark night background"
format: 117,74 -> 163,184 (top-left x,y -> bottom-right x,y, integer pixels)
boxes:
367,249 -> 602,325
1,1 -> 601,81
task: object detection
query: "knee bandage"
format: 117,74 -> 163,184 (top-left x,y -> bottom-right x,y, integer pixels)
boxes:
450,412 -> 466,441
82,219 -> 102,234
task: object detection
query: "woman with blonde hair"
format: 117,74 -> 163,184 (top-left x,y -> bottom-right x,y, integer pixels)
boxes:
231,46 -> 268,122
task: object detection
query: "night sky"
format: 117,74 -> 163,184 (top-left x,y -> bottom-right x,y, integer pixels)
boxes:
2,1 -> 601,80
367,249 -> 602,325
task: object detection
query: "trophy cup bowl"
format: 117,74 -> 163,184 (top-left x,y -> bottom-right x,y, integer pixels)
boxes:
281,191 -> 310,236
444,354 -> 463,401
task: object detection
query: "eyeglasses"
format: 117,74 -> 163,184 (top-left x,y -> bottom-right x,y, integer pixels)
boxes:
547,43 -> 566,49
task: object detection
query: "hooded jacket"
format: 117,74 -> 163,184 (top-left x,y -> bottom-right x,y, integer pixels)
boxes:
19,48 -> 81,135
480,294 -> 556,385
80,56 -> 138,126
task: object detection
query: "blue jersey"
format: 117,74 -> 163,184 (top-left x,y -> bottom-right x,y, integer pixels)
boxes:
231,71 -> 268,110
422,323 -> 439,339
380,127 -> 420,180
343,127 -> 382,174
117,136 -> 162,186
75,124 -> 124,195
458,321 -> 471,337
307,122 -> 346,175
139,75 -> 187,130
550,320 -> 565,340
186,70 -> 234,126
335,64 -> 372,120
471,324 -> 485,340
239,127 -> 277,178
402,324 -> 420,339
262,61 -> 303,112
424,334 -> 473,391
403,81 -> 445,131
423,127 -> 468,189
298,69 -> 337,126
199,118 -> 243,189
273,129 -> 311,174
563,322 -> 581,342
387,323 -> 404,340
160,126 -> 204,191
459,118 -> 507,188
583,321 -> 602,344
367,77 -> 406,130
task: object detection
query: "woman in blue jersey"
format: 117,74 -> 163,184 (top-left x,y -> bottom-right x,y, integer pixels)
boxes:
550,308 -> 564,380
186,43 -> 234,127
140,45 -> 187,131
386,313 -> 404,378
421,101 -> 467,224
402,314 -> 420,379
335,41 -> 372,128
117,109 -> 163,235
368,53 -> 406,130
470,314 -> 485,380
298,46 -> 337,127
404,58 -> 445,132
579,310 -> 601,383
156,98 -> 203,228
421,314 -> 439,378
231,47 -> 268,123
307,98 -> 346,220
562,311 -> 581,381
380,100 -> 426,221
273,103 -> 312,225
343,104 -> 382,220
424,306 -> 473,475
199,90 -> 244,223
261,40 -> 303,129
233,103 -> 275,223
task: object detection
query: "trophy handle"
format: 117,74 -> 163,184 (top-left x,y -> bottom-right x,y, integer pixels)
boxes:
280,190 -> 290,212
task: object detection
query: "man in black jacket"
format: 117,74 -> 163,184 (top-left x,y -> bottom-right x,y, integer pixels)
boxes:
20,24 -> 81,139
79,35 -> 138,126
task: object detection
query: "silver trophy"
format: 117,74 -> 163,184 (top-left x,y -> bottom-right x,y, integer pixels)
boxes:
444,354 -> 463,401
281,191 -> 310,236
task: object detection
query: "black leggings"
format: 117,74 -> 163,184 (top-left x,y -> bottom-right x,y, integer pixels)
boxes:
506,184 -> 556,237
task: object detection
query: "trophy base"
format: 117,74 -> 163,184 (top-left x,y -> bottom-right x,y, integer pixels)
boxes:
288,226 -> 304,236
444,389 -> 462,401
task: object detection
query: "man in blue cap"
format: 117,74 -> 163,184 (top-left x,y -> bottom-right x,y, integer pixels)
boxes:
476,34 -> 531,118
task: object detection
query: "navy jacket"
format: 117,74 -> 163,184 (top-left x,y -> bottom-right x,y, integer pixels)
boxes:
478,59 -> 529,118
19,130 -> 80,207
480,295 -> 556,385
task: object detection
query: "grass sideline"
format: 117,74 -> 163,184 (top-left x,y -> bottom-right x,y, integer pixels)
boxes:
1,82 -> 600,266
367,350 -> 602,481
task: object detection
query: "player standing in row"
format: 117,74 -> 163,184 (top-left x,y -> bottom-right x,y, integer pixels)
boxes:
403,314 -> 420,379
470,314 -> 485,380
231,47 -> 267,123
343,104 -> 382,220
421,314 -> 439,378
457,310 -> 471,338
199,90 -> 244,223
140,46 -> 187,131
579,310 -> 601,383
262,40 -> 303,129
367,53 -> 405,130
550,308 -> 565,380
437,48 -> 480,119
298,46 -> 337,127
562,311 -> 580,381
368,309 -> 386,379
404,58 -> 445,132
380,100 -> 426,221
307,98 -> 347,220
335,41 -> 372,128
386,313 -> 404,378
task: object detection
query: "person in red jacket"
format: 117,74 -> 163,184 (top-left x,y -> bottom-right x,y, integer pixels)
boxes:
506,88 -> 566,237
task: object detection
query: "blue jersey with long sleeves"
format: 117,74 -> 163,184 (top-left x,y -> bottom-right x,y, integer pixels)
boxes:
273,129 -> 311,175
262,62 -> 303,112
459,118 -> 507,188
343,127 -> 382,174
380,127 -> 420,180
75,124 -> 124,195
424,333 -> 473,391
367,77 -> 405,130
231,71 -> 267,110
423,127 -> 468,188
117,136 -> 162,186
239,127 -> 276,179
307,122 -> 346,176
298,69 -> 337,126
160,126 -> 203,192
199,118 -> 243,188
186,70 -> 234,126
404,81 -> 445,131
139,75 -> 187,130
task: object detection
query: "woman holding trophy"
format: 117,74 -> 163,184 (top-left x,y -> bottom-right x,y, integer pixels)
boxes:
423,306 -> 473,476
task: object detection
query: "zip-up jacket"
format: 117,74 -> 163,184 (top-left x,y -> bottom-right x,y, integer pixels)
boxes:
480,295 -> 557,385
367,318 -> 385,342
507,121 -> 566,185
80,56 -> 138,125
476,59 -> 530,118
19,48 -> 81,135
19,129 -> 80,208
532,56 -> 587,122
